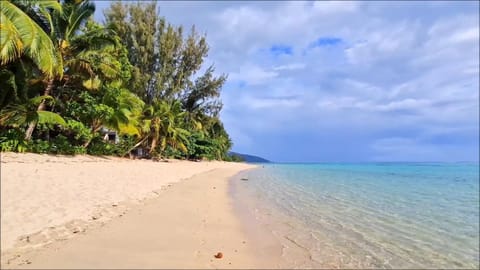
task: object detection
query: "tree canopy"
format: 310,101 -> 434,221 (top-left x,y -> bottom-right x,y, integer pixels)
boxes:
0,0 -> 240,162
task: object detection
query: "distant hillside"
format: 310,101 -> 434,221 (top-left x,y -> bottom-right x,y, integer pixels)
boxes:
228,152 -> 271,163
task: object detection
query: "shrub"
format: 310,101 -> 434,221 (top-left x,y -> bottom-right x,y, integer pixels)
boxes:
0,128 -> 28,152
87,136 -> 118,155
28,139 -> 50,153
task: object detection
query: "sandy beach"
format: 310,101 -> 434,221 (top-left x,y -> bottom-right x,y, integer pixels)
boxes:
0,153 -> 282,269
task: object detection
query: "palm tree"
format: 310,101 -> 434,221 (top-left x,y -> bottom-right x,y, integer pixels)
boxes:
79,87 -> 144,148
159,100 -> 190,155
141,100 -> 189,156
24,0 -> 117,140
0,95 -> 66,128
104,88 -> 144,136
0,0 -> 63,77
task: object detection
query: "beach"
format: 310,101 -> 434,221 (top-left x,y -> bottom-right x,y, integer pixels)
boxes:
3,154 -> 477,269
0,153 -> 281,269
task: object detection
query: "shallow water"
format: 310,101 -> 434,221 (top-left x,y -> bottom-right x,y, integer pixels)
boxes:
233,163 -> 479,269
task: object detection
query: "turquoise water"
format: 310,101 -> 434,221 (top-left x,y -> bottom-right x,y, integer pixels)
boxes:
235,163 -> 479,268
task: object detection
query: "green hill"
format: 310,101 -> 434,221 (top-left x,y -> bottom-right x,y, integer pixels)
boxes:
228,152 -> 271,163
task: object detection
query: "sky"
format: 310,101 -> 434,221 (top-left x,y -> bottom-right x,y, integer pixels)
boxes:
94,1 -> 479,162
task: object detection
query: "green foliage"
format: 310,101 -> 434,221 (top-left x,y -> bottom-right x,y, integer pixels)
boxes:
114,135 -> 137,157
0,95 -> 65,128
0,0 -> 234,161
224,154 -> 245,162
49,135 -> 86,155
86,136 -> 117,155
105,1 -> 224,103
28,139 -> 50,153
64,119 -> 92,143
27,134 -> 86,155
0,128 -> 28,152
37,111 -> 66,126
0,0 -> 63,77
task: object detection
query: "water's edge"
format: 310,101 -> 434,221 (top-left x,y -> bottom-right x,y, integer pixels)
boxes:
229,169 -> 287,268
228,163 -> 480,269
229,168 -> 315,269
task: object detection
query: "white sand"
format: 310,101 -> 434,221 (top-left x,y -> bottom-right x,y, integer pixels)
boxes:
6,167 -> 283,269
1,152 -> 259,268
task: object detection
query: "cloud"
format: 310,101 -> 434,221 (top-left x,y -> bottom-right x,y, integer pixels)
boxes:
273,63 -> 306,71
228,64 -> 278,86
312,1 -> 360,14
345,21 -> 420,66
448,27 -> 479,44
242,95 -> 302,110
94,1 -> 479,162
370,136 -> 478,162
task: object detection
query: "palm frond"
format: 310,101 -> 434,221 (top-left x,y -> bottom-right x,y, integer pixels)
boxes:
65,0 -> 95,40
0,95 -> 55,127
37,110 -> 66,126
0,1 -> 61,77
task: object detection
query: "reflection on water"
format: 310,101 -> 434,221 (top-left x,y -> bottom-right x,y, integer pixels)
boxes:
233,163 -> 480,269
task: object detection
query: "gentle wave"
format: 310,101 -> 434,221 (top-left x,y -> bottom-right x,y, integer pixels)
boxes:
235,163 -> 479,269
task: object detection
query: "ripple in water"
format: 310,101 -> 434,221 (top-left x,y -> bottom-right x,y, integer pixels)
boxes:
235,163 -> 480,269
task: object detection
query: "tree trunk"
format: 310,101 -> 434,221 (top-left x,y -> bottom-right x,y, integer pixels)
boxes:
82,138 -> 93,148
122,136 -> 149,158
82,124 -> 102,148
25,78 -> 55,140
149,137 -> 158,154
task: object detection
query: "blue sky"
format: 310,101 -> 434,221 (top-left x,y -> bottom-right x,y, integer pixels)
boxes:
94,1 -> 479,162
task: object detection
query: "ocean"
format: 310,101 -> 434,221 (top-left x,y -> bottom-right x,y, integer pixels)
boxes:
232,163 -> 479,269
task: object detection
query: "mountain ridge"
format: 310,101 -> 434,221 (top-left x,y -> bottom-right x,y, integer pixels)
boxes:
228,152 -> 270,163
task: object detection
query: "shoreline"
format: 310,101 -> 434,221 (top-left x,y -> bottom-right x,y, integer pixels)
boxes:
1,153 -> 265,268
228,163 -> 480,269
229,169 -> 288,269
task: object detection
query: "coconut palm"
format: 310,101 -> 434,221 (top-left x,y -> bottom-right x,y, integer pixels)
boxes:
141,100 -> 189,156
0,95 -> 66,128
159,100 -> 190,155
24,0 -> 117,140
77,87 -> 144,148
0,0 -> 63,77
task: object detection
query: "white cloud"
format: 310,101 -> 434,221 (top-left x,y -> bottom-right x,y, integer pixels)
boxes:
95,1 -> 479,161
345,20 -> 420,66
370,137 -> 442,161
228,64 -> 278,86
242,95 -> 302,110
376,99 -> 430,112
370,136 -> 477,162
273,63 -> 306,71
448,27 -> 479,44
312,1 -> 359,14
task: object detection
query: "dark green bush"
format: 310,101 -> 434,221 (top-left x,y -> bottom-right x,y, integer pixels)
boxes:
115,135 -> 137,157
49,135 -> 86,155
87,136 -> 118,155
0,128 -> 28,152
28,139 -> 50,153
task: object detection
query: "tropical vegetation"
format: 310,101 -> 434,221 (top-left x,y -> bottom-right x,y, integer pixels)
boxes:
0,0 -> 242,161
